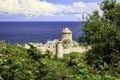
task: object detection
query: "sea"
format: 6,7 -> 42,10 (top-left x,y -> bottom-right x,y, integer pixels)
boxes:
0,21 -> 83,44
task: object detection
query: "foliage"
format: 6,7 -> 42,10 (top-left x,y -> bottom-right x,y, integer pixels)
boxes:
39,58 -> 71,80
0,41 -> 119,79
0,43 -> 40,80
80,0 -> 120,77
100,0 -> 120,26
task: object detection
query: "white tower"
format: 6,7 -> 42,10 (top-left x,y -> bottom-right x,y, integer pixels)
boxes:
61,28 -> 72,42
56,41 -> 63,58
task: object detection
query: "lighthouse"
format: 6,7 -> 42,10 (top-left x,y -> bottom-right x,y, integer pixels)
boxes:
61,28 -> 72,42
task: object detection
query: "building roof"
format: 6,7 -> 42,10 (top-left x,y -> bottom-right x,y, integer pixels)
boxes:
62,27 -> 72,33
46,39 -> 59,45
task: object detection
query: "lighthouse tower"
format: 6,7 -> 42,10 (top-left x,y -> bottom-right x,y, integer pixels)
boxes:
61,28 -> 72,42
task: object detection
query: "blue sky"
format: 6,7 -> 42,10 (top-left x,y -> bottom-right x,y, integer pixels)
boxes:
47,0 -> 103,4
0,0 -> 119,21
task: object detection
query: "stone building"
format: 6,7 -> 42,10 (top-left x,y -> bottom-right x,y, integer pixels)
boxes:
44,39 -> 59,54
24,28 -> 87,58
61,28 -> 72,42
56,41 -> 63,57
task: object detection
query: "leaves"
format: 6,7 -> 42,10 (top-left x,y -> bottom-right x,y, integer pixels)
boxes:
80,0 -> 120,77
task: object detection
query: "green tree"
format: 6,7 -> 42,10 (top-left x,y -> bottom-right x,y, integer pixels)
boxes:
0,43 -> 40,80
38,57 -> 72,80
81,0 -> 120,77
100,0 -> 120,27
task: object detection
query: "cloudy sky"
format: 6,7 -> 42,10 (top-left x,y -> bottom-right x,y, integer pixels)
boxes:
0,0 -> 119,21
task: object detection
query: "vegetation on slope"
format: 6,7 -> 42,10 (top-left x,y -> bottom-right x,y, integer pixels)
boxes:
0,41 -> 119,80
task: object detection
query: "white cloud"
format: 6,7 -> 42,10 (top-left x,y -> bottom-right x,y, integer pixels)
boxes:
86,2 -> 102,16
86,2 -> 100,11
0,0 -> 100,20
0,0 -> 21,14
0,0 -> 56,16
73,2 -> 87,8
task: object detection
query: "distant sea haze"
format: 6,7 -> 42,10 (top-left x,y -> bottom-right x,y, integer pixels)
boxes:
0,21 -> 83,44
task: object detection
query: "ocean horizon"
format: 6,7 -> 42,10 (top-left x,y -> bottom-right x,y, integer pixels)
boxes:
0,21 -> 83,44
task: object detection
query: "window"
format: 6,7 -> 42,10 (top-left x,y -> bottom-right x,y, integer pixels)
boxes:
48,46 -> 50,48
